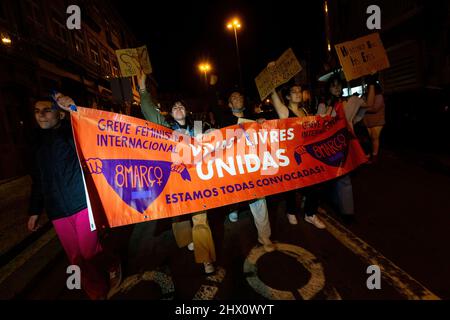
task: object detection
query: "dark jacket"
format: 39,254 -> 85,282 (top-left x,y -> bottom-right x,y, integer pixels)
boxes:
29,120 -> 87,221
139,89 -> 196,136
220,107 -> 256,128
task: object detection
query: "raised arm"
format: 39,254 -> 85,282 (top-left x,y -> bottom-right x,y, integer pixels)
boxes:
137,70 -> 171,128
270,89 -> 290,119
266,62 -> 290,119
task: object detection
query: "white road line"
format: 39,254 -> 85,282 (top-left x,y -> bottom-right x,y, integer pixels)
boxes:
244,243 -> 328,300
107,269 -> 175,300
318,212 -> 440,300
0,229 -> 57,285
193,266 -> 226,300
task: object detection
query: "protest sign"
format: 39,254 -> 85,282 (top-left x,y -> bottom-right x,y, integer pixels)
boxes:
255,48 -> 302,101
115,45 -> 152,77
335,33 -> 390,81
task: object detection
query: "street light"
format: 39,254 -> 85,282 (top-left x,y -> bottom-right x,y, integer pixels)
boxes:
198,62 -> 212,86
1,33 -> 12,46
226,18 -> 243,89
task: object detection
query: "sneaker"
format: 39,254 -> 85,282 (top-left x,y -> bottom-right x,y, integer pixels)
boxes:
258,238 -> 276,252
203,262 -> 215,274
228,211 -> 238,222
287,214 -> 298,225
305,215 -> 326,229
187,242 -> 194,251
109,263 -> 122,292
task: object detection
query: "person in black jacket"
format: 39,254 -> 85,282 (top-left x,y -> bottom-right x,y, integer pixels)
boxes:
219,91 -> 275,253
27,94 -> 119,299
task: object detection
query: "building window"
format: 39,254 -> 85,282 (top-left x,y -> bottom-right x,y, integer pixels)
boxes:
52,16 -> 67,42
92,4 -> 100,14
112,59 -> 119,77
89,40 -> 100,65
102,51 -> 111,74
25,0 -> 43,25
74,33 -> 85,55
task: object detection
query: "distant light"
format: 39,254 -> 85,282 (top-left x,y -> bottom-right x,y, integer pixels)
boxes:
227,18 -> 242,30
198,63 -> 212,73
327,43 -> 331,52
1,36 -> 12,45
324,2 -> 328,14
266,99 -> 270,103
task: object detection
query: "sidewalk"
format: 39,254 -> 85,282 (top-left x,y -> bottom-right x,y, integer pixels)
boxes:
0,176 -> 49,257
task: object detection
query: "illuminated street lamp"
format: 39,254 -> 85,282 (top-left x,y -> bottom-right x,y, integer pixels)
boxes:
226,18 -> 243,89
1,33 -> 12,46
198,62 -> 212,86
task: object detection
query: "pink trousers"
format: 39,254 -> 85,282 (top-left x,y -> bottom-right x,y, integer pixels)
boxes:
52,208 -> 108,299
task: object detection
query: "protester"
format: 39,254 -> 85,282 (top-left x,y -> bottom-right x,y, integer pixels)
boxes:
219,90 -> 275,252
28,93 -> 121,299
138,71 -> 216,274
316,73 -> 376,224
270,81 -> 326,229
363,77 -> 386,163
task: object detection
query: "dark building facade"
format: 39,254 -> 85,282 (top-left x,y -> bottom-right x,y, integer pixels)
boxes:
0,0 -> 155,180
323,0 -> 450,150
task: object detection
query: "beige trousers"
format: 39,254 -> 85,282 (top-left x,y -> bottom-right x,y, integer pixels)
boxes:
172,211 -> 216,264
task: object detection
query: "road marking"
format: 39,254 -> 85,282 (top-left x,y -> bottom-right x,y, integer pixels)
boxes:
0,229 -> 57,285
107,268 -> 175,300
318,212 -> 441,300
244,243 -> 331,300
193,266 -> 226,300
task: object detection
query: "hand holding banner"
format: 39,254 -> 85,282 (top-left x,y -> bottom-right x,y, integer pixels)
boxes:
255,48 -> 302,101
335,32 -> 390,81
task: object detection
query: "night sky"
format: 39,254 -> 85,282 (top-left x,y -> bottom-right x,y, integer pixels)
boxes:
111,0 -> 325,100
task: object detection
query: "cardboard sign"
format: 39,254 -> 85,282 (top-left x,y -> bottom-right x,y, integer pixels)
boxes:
115,46 -> 152,77
335,33 -> 390,81
255,48 -> 303,101
71,106 -> 366,229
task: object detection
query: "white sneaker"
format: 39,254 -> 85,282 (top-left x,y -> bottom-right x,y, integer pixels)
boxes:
203,262 -> 215,274
229,211 -> 238,222
305,215 -> 326,229
287,214 -> 298,225
258,238 -> 276,252
187,242 -> 194,251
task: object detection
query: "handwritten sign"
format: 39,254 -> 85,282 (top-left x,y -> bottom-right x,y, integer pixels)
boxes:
335,33 -> 390,81
255,48 -> 303,101
115,46 -> 152,78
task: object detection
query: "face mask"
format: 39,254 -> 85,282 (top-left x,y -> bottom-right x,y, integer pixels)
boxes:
232,107 -> 245,114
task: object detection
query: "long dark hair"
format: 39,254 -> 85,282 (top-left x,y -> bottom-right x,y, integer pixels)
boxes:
324,73 -> 346,106
167,99 -> 195,128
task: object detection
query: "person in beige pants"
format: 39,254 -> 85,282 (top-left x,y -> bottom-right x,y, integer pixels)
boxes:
138,71 -> 216,274
172,212 -> 216,270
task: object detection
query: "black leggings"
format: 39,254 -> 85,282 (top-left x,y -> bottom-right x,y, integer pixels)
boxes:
285,186 -> 320,217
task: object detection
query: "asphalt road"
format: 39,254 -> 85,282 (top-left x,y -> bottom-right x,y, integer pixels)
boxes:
4,149 -> 450,300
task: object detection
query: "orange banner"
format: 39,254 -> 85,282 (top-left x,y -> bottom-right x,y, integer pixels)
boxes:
71,107 -> 367,229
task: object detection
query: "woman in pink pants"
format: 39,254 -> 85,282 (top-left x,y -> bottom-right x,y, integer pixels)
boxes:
27,94 -> 120,299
